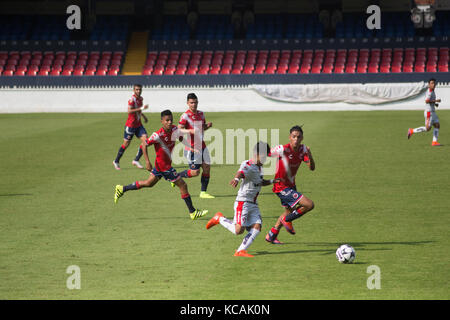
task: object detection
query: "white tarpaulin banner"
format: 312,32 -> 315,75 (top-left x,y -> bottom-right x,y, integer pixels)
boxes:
250,82 -> 428,105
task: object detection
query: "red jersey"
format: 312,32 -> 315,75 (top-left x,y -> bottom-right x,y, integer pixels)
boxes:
179,109 -> 206,149
271,143 -> 309,193
125,94 -> 144,128
146,125 -> 183,172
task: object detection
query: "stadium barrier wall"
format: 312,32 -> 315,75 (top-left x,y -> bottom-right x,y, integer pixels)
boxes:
1,72 -> 450,88
1,83 -> 450,113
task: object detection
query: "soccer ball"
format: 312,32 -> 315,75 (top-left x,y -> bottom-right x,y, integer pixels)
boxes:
336,244 -> 356,263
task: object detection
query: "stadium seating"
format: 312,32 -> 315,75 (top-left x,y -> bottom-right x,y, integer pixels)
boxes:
139,47 -> 449,75
0,50 -> 124,76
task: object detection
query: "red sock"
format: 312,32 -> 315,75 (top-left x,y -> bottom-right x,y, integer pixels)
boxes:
271,227 -> 279,235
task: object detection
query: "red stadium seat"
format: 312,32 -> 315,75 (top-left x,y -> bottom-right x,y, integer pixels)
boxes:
38,70 -> 49,76
95,69 -> 107,76
50,70 -> 61,76
84,70 -> 95,76
73,70 -> 84,76
2,69 -> 13,76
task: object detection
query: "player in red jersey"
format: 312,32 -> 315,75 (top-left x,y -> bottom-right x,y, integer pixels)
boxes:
113,84 -> 149,170
265,125 -> 316,244
177,93 -> 215,199
114,110 -> 208,220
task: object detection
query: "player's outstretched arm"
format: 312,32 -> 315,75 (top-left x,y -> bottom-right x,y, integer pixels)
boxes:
141,113 -> 148,123
262,178 -> 282,186
203,122 -> 213,131
179,136 -> 200,153
141,141 -> 153,171
128,104 -> 148,114
229,171 -> 245,188
306,147 -> 315,171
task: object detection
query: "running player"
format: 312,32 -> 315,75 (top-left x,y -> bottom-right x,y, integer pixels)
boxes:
206,142 -> 281,257
407,78 -> 442,146
113,84 -> 149,170
177,93 -> 215,199
114,109 -> 208,220
265,125 -> 316,244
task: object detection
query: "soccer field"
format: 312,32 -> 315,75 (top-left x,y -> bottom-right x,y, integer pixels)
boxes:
0,110 -> 449,300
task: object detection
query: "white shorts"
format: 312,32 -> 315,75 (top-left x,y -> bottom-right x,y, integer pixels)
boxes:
184,147 -> 211,168
424,111 -> 439,125
233,201 -> 262,227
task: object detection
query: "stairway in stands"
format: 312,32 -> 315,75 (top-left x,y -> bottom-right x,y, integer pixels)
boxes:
121,31 -> 148,75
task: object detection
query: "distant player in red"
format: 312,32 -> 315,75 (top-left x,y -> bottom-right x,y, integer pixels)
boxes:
113,84 -> 149,170
265,125 -> 316,244
114,109 -> 208,220
177,93 -> 215,199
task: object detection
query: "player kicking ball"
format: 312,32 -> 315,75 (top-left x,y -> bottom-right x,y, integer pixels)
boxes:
265,125 -> 316,244
407,78 -> 442,146
206,142 -> 281,258
114,110 -> 208,220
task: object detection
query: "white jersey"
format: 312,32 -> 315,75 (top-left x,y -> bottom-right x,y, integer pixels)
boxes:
236,159 -> 263,203
425,89 -> 437,112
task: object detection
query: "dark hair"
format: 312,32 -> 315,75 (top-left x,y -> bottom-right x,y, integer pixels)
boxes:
187,93 -> 198,101
429,78 -> 436,84
290,125 -> 303,134
134,84 -> 142,88
253,141 -> 270,157
161,109 -> 173,118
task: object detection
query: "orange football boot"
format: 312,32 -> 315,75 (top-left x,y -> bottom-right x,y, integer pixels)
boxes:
407,128 -> 414,139
431,141 -> 442,146
234,250 -> 254,257
206,212 -> 224,229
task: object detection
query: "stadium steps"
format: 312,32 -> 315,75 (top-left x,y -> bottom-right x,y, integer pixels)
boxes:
121,31 -> 148,75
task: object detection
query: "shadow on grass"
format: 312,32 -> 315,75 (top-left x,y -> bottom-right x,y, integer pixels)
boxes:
304,241 -> 435,247
255,247 -> 391,258
0,193 -> 33,197
254,240 -> 434,258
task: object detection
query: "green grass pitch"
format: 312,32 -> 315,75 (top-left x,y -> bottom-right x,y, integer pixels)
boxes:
0,111 -> 449,300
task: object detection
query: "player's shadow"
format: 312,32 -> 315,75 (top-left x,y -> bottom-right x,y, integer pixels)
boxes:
255,240 -> 434,259
304,241 -> 434,247
0,193 -> 33,197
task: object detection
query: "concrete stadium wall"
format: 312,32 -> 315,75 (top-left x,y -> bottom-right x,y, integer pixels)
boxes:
1,84 -> 450,113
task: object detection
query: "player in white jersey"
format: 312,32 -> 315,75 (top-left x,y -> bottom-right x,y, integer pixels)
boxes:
205,142 -> 281,258
407,78 -> 442,146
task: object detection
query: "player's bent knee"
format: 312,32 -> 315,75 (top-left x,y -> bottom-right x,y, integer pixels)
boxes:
235,225 -> 245,234
190,169 -> 200,177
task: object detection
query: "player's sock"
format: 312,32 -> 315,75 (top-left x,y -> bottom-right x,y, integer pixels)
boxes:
115,144 -> 127,163
219,217 -> 237,234
268,227 -> 279,239
179,169 -> 193,178
237,228 -> 260,252
134,145 -> 143,161
123,181 -> 140,192
181,193 -> 195,213
413,127 -> 427,133
284,209 -> 305,222
201,173 -> 210,192
433,128 -> 439,142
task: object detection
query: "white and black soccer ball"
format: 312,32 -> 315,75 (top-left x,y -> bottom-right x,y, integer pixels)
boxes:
336,244 -> 356,263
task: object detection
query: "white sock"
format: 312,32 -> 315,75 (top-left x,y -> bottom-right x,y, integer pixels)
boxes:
237,228 -> 260,252
433,128 -> 439,142
219,217 -> 237,234
413,126 -> 427,133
